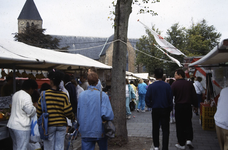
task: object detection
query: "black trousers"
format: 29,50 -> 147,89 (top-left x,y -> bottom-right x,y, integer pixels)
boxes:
175,103 -> 193,146
152,108 -> 170,150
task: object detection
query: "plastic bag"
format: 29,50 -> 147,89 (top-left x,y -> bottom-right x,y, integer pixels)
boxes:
30,114 -> 41,143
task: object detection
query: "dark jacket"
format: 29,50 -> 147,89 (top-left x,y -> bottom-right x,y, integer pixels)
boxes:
171,79 -> 198,107
65,82 -> 77,115
145,80 -> 173,110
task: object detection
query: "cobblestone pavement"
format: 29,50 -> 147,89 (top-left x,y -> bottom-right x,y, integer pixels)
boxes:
73,109 -> 220,150
127,110 -> 220,150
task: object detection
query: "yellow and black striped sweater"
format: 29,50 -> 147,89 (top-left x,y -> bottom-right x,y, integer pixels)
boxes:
37,89 -> 75,127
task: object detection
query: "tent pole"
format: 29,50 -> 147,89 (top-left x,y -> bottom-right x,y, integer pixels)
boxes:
13,65 -> 16,93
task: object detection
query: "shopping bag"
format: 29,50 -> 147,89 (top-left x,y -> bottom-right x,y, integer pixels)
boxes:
30,114 -> 41,143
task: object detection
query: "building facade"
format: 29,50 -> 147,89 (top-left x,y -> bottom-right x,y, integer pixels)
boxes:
18,0 -> 140,73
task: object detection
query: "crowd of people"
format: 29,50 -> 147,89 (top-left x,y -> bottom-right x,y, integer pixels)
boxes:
127,68 -> 202,150
5,67 -> 114,150
2,66 -> 227,150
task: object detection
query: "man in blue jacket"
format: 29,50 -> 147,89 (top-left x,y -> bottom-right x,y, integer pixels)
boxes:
145,68 -> 173,150
77,72 -> 114,150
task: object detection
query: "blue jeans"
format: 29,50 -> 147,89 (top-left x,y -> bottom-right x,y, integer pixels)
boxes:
9,128 -> 30,150
138,94 -> 145,110
126,97 -> 131,116
43,126 -> 66,150
81,138 -> 107,150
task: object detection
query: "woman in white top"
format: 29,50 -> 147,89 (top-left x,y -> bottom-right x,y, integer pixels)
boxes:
193,77 -> 205,109
7,79 -> 38,150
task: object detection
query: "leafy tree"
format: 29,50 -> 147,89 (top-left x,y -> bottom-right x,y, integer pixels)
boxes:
166,23 -> 187,54
185,19 -> 221,55
165,20 -> 221,75
14,25 -> 68,50
110,0 -> 159,143
165,23 -> 186,76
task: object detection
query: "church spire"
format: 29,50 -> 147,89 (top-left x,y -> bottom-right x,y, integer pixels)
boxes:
18,0 -> 43,33
18,0 -> 42,20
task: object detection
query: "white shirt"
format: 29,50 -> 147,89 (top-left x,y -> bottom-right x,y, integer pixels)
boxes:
214,87 -> 228,130
76,85 -> 84,100
60,81 -> 70,100
193,81 -> 204,94
7,90 -> 36,131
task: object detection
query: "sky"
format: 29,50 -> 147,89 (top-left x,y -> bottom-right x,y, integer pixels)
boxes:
0,0 -> 227,42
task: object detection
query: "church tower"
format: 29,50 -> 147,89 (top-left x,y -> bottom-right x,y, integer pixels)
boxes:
18,0 -> 42,33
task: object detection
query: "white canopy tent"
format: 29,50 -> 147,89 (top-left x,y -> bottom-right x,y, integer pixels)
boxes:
126,71 -> 137,80
189,39 -> 228,67
133,73 -> 149,80
0,39 -> 112,71
126,72 -> 155,80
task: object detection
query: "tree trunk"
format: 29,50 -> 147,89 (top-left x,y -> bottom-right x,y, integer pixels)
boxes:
111,0 -> 132,143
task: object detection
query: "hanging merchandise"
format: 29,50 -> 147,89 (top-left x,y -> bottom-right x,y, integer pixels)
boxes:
206,73 -> 214,101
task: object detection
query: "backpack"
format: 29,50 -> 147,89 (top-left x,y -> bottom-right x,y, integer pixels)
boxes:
37,91 -> 49,140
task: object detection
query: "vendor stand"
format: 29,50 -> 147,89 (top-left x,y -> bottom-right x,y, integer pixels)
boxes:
188,38 -> 228,130
0,39 -> 112,141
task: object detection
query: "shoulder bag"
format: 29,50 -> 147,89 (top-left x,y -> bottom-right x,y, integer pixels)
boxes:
100,91 -> 115,139
37,91 -> 49,140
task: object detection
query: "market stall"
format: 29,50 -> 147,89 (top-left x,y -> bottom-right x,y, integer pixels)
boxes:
189,38 -> 228,130
0,39 -> 112,140
0,39 -> 112,71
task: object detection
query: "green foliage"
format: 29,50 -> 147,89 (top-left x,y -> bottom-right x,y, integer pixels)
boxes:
13,25 -> 68,50
133,0 -> 160,15
165,23 -> 186,76
185,19 -> 221,55
166,20 -> 221,56
109,0 -> 160,23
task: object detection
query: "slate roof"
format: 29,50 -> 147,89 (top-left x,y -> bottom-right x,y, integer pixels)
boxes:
52,35 -> 139,60
52,35 -> 108,60
18,0 -> 42,20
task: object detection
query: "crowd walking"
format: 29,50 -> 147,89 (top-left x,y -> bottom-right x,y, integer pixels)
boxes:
3,67 -> 225,150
